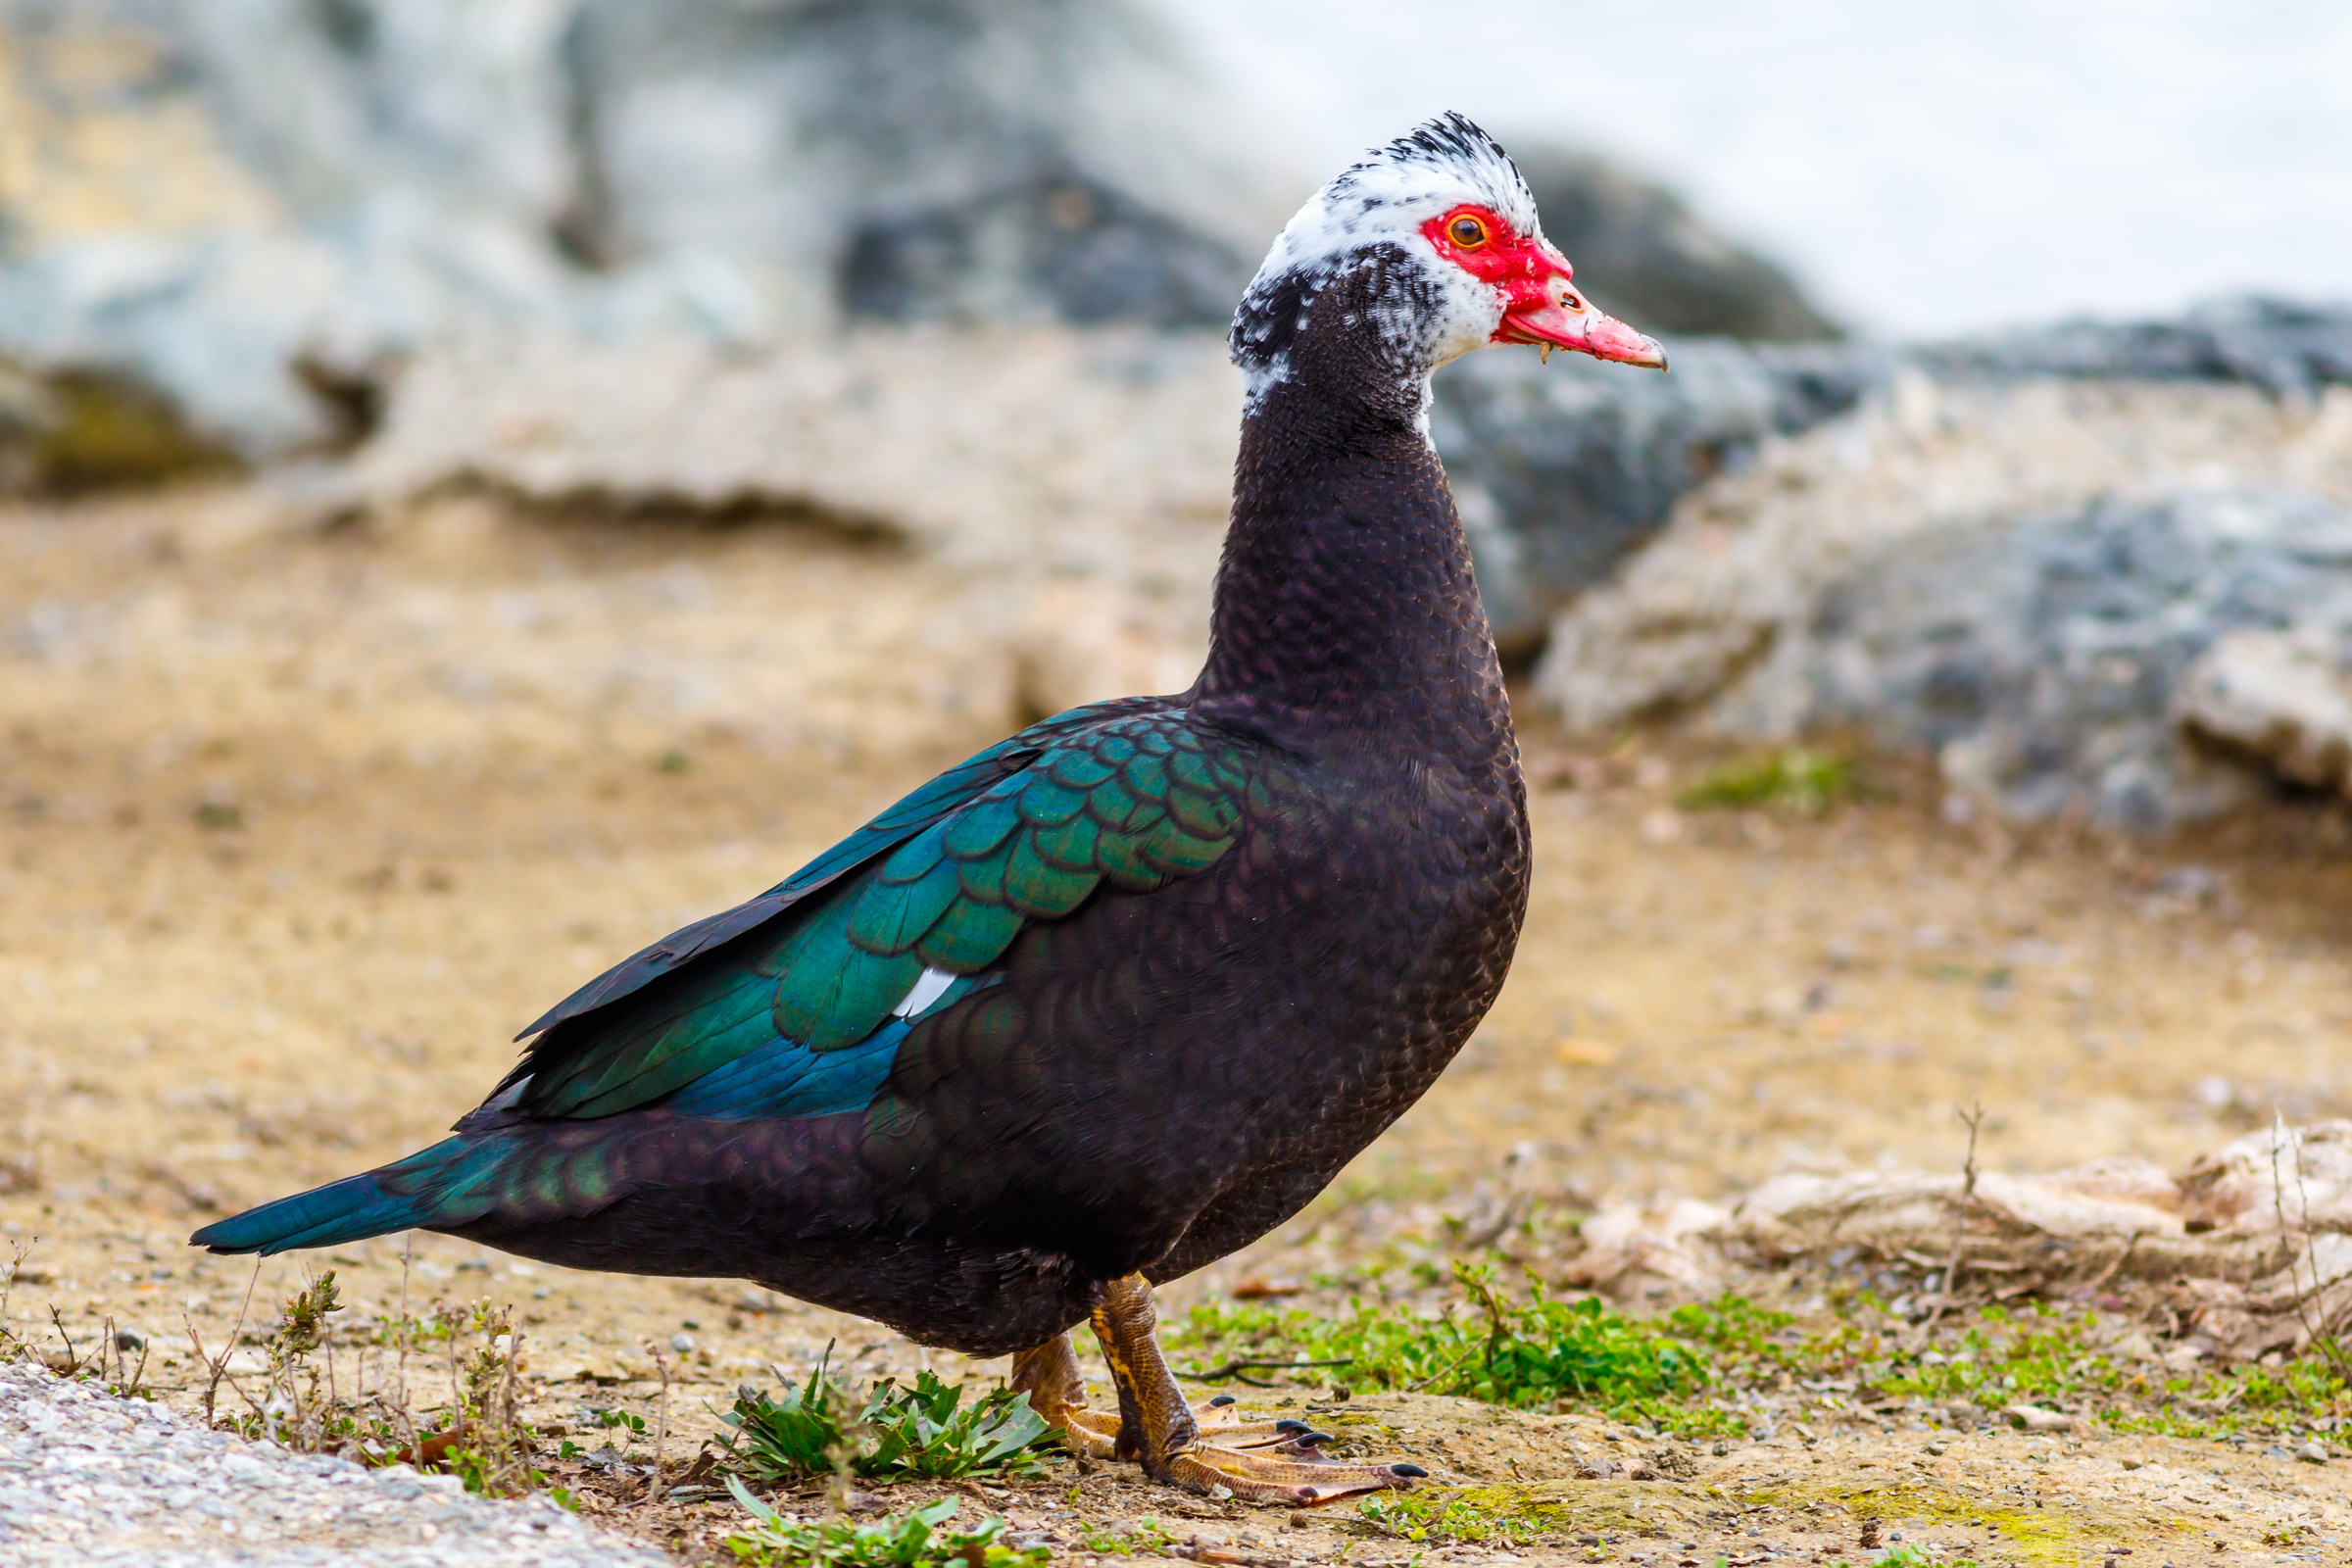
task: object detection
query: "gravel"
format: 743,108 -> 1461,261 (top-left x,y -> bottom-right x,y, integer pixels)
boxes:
0,1361 -> 666,1567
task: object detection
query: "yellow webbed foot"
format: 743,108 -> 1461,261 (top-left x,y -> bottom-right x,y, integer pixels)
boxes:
1018,1280 -> 1430,1503
1161,1441 -> 1423,1505
1086,1275 -> 1424,1506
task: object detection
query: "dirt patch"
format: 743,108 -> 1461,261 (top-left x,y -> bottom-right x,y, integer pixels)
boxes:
5,484 -> 2352,1564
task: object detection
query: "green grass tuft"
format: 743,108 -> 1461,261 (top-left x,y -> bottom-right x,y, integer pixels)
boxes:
720,1358 -> 1055,1485
1359,1487 -> 1549,1545
721,1477 -> 1048,1567
1877,1300 -> 2352,1442
1179,1259 -> 2352,1453
1077,1517 -> 1174,1555
1174,1262 -> 1786,1436
1678,749 -> 1867,814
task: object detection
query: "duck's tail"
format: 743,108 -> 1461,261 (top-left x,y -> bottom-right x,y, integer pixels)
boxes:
189,1136 -> 505,1256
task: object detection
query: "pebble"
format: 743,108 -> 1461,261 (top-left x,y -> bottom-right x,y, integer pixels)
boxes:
0,1361 -> 666,1565
2002,1402 -> 2075,1433
2295,1442 -> 2329,1464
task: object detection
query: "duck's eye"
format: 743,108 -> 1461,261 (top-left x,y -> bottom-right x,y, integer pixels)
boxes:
1447,216 -> 1488,248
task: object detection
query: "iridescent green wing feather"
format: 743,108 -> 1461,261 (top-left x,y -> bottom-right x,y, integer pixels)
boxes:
505,708 -> 1260,1122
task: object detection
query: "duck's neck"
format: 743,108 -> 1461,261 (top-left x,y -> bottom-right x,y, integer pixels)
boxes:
1195,343 -> 1510,759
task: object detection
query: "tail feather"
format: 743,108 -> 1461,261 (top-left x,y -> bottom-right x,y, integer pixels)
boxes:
191,1136 -> 497,1256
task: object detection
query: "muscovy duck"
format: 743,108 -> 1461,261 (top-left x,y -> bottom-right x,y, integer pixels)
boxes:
193,113 -> 1664,1503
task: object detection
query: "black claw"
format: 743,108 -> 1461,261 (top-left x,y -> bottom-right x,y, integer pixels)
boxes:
1274,1419 -> 1312,1435
1298,1430 -> 1334,1447
1390,1463 -> 1429,1478
1208,1395 -> 1237,1408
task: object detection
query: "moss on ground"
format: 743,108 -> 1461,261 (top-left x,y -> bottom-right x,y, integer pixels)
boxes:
1172,1268 -> 2352,1452
1727,1475 -> 2194,1568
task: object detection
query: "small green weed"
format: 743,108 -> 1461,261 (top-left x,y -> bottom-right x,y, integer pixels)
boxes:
1875,1301 -> 2352,1441
1176,1262 -> 1756,1435
1878,1303 -> 2124,1412
1186,1255 -> 2352,1450
722,1476 -> 1048,1567
1871,1549 -> 1949,1568
559,1405 -> 648,1460
1678,749 -> 1866,815
1359,1488 -> 1547,1545
1078,1516 -> 1173,1555
721,1359 -> 1054,1484
193,1272 -> 549,1496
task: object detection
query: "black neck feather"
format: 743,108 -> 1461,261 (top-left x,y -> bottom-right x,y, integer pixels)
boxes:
1197,264 -> 1510,756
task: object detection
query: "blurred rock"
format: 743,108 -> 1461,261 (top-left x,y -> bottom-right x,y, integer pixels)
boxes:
1539,370 -> 2352,830
0,0 -> 1291,466
0,357 -> 240,494
1440,302 -> 2352,657
838,173 -> 1245,329
1743,488 -> 2352,830
1578,482 -> 2352,832
1572,1121 -> 2352,1341
1513,146 -> 1841,343
0,362 -> 59,491
2178,627 -> 2352,798
1922,296 -> 2352,403
564,0 -> 1280,327
340,323 -> 1237,601
0,1 -> 657,459
1431,341 -> 1886,654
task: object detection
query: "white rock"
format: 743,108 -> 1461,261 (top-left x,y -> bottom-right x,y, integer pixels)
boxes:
2178,627 -> 2352,796
2001,1404 -> 2074,1432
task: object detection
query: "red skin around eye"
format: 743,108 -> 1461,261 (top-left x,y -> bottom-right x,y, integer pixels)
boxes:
1420,204 -> 1577,333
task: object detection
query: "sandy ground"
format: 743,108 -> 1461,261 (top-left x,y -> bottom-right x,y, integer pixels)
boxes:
4,483 -> 2352,1564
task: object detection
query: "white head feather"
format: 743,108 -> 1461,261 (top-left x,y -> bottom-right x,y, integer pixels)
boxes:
1229,113 -> 1543,406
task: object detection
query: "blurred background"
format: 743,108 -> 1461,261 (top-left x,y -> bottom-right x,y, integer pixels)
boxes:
1184,0 -> 2352,338
1,0 -> 2347,820
3,0 -> 2352,1446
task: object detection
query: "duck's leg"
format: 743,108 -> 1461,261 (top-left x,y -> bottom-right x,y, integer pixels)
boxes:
1010,1333 -> 1321,1459
1088,1273 -> 1425,1506
1011,1334 -> 1121,1458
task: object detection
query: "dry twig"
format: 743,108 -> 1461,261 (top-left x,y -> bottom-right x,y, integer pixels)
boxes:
184,1258 -> 266,1429
1913,1102 -> 1984,1344
2270,1113 -> 2352,1380
644,1339 -> 671,1508
1177,1355 -> 1355,1386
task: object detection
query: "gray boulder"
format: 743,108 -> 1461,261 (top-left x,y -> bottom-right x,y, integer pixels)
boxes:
1758,489 -> 2352,831
0,0 -> 1291,466
562,0 -> 1280,328
2178,627 -> 2352,800
0,0 -> 700,459
1431,340 -> 1885,654
1445,299 -> 2352,659
1921,296 -> 2352,404
1533,354 -> 2352,831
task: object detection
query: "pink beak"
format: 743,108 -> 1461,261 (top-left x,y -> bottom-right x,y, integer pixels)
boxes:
1497,270 -> 1668,370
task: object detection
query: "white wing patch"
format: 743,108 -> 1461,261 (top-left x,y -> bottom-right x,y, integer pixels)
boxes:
890,966 -> 957,1020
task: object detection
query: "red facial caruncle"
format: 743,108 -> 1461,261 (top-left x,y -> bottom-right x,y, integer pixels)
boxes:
1419,204 -> 1667,370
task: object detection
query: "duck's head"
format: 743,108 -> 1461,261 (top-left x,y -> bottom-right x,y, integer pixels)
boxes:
1231,112 -> 1666,409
